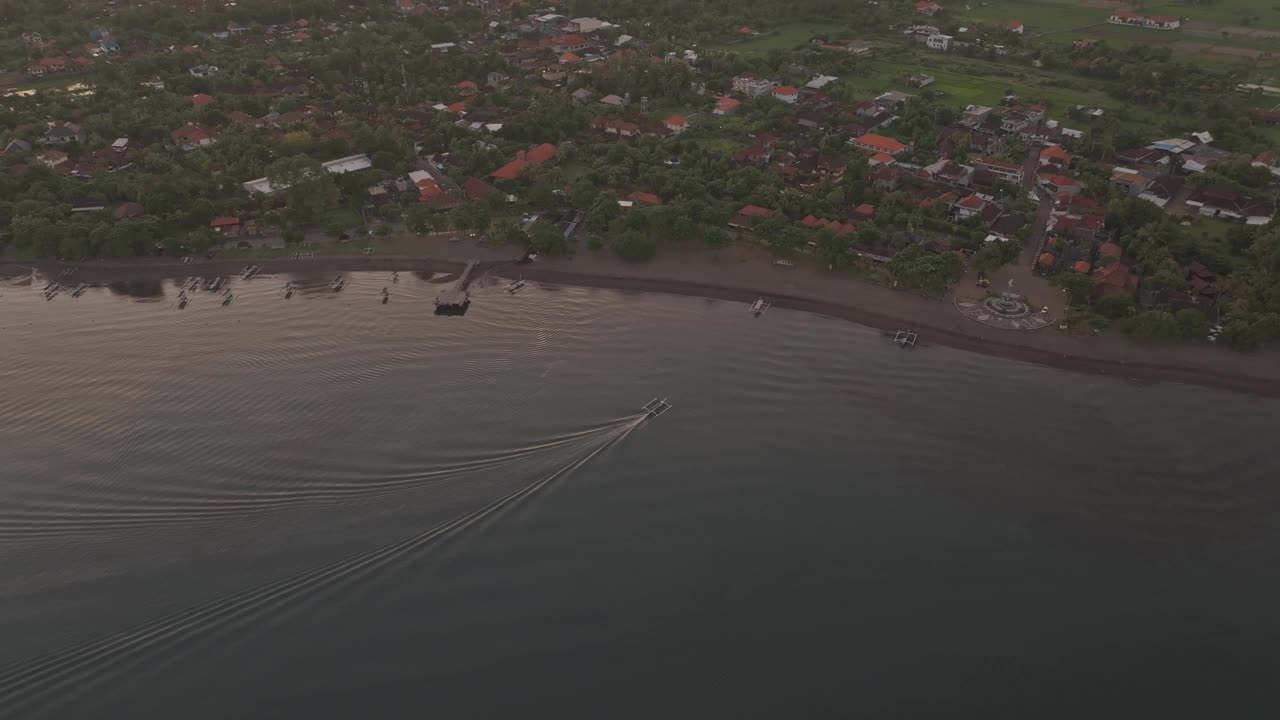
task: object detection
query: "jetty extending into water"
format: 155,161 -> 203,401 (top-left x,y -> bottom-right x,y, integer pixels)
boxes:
434,259 -> 477,315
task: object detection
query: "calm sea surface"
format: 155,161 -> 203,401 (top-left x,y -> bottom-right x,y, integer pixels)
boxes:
1,268 -> 1278,719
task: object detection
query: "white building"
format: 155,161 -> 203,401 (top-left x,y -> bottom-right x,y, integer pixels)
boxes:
731,74 -> 778,98
926,34 -> 952,51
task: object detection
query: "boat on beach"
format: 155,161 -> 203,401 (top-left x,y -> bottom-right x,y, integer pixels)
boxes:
380,287 -> 390,304
749,298 -> 771,316
330,274 -> 346,292
284,281 -> 295,299
506,278 -> 526,294
207,277 -> 225,292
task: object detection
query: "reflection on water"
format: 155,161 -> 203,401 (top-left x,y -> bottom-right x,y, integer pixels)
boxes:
1,270 -> 1278,718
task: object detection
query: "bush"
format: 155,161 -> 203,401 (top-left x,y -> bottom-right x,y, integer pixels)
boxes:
1175,308 -> 1210,340
586,233 -> 604,251
613,229 -> 657,262
1094,294 -> 1135,319
1123,310 -> 1179,341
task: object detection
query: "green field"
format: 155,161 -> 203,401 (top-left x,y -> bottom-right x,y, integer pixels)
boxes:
709,23 -> 831,53
954,0 -> 1106,32
840,43 -> 1167,135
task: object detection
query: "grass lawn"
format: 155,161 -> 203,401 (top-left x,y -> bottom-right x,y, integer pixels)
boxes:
708,22 -> 831,54
843,43 -> 1167,135
1148,0 -> 1280,31
954,0 -> 1107,31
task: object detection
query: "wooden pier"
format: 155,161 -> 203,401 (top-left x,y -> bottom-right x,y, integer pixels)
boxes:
434,259 -> 478,314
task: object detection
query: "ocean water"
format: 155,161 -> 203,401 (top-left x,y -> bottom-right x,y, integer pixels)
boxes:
1,269 -> 1278,719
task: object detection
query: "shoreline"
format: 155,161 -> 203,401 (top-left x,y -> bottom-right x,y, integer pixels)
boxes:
6,254 -> 1278,398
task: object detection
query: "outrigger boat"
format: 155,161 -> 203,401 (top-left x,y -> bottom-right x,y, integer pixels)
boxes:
71,283 -> 88,298
284,281 -> 295,299
329,274 -> 346,292
749,298 -> 771,316
391,272 -> 399,283
506,278 -> 526,294
380,287 -> 390,304
641,397 -> 672,418
239,265 -> 259,279
177,291 -> 189,309
207,277 -> 225,292
221,292 -> 235,306
44,285 -> 60,301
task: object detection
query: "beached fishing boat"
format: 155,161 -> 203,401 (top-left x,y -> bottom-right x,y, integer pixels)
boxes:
749,298 -> 771,316
222,293 -> 234,306
330,274 -> 346,292
207,277 -> 224,292
177,292 -> 189,309
71,283 -> 88,298
506,278 -> 526,294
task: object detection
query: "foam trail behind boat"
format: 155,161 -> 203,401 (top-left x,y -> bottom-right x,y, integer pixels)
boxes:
0,417 -> 638,716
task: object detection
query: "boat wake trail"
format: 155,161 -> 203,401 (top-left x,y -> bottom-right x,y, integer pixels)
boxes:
0,415 -> 645,545
0,414 -> 645,716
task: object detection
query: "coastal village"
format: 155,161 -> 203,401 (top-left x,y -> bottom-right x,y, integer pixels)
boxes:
3,0 -> 1280,348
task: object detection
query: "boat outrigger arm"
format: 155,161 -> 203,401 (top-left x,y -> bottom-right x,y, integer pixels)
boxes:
641,397 -> 672,418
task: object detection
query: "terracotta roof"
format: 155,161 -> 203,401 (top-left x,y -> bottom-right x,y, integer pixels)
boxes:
626,191 -> 663,206
852,203 -> 875,217
716,96 -> 741,112
461,176 -> 496,201
1072,260 -> 1091,273
191,93 -> 216,106
456,80 -> 477,88
1008,20 -> 1023,28
526,143 -> 557,163
853,133 -> 908,154
738,205 -> 771,216
548,34 -> 587,46
773,85 -> 799,95
1040,144 -> 1070,162
664,115 -> 688,126
1037,252 -> 1056,267
559,52 -> 581,62
1099,242 -> 1123,257
210,216 -> 240,226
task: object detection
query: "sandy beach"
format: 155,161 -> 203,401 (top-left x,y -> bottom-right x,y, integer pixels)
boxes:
5,240 -> 1279,397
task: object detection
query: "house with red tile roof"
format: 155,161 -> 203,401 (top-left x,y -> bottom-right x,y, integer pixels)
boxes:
191,93 -> 216,107
1008,20 -> 1024,33
210,216 -> 241,236
915,0 -> 942,16
1039,144 -> 1070,167
548,34 -> 589,53
490,143 -> 557,181
559,52 -> 582,64
729,205 -> 772,228
461,176 -> 497,201
626,191 -> 663,206
1037,172 -> 1082,195
664,115 -> 689,134
1092,261 -> 1139,297
456,80 -> 478,95
851,133 -> 909,156
714,96 -> 741,116
170,123 -> 217,151
229,111 -> 260,128
772,85 -> 799,104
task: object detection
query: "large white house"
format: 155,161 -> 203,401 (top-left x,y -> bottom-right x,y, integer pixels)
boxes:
926,34 -> 953,51
731,73 -> 779,98
1108,11 -> 1181,30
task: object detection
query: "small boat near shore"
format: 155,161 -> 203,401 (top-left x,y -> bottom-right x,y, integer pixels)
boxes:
239,265 -> 258,280
177,292 -> 189,309
207,277 -> 225,292
506,278 -> 526,294
222,292 -> 235,306
749,298 -> 771,316
380,287 -> 390,304
71,283 -> 88,298
284,281 -> 295,299
330,274 -> 346,292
